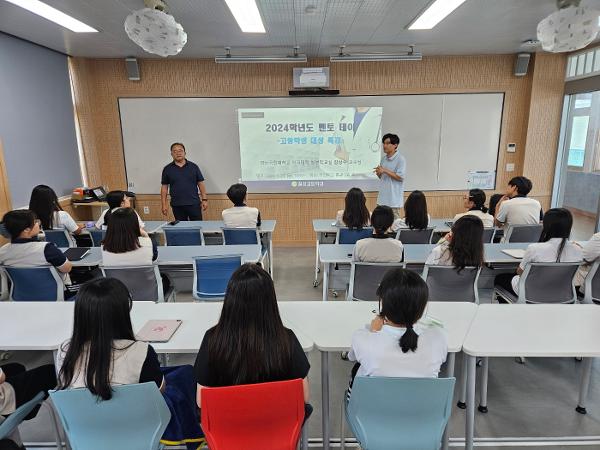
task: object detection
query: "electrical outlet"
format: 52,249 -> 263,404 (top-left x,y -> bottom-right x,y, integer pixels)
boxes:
143,206 -> 150,214
507,143 -> 516,153
506,163 -> 515,172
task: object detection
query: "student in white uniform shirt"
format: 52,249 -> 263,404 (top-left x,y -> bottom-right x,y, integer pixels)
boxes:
425,215 -> 484,270
347,269 -> 447,394
494,176 -> 542,227
494,208 -> 582,301
95,190 -> 145,230
29,184 -> 83,235
335,187 -> 370,228
222,183 -> 261,228
353,205 -> 403,263
574,232 -> 600,294
391,190 -> 430,232
452,189 -> 494,228
101,207 -> 157,266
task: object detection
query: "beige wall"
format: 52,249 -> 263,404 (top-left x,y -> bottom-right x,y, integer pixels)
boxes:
69,54 -> 565,245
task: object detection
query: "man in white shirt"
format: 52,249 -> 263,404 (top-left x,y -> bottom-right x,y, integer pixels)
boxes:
222,183 -> 261,228
495,176 -> 542,227
375,133 -> 406,220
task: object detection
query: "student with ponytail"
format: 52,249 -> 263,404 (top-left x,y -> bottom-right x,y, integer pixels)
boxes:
347,269 -> 447,383
95,191 -> 145,230
352,205 -> 403,262
452,188 -> 494,228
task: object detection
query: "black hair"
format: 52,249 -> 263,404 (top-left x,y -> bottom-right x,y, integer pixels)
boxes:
205,264 -> 293,386
377,269 -> 429,353
342,187 -> 370,230
382,133 -> 400,146
449,215 -> 484,271
539,208 -> 573,262
28,185 -> 62,230
509,176 -> 533,196
227,183 -> 247,207
488,193 -> 503,217
170,142 -> 186,152
468,189 -> 488,213
103,191 -> 127,227
102,208 -> 141,253
1,210 -> 37,239
371,205 -> 394,237
58,278 -> 134,401
404,190 -> 428,230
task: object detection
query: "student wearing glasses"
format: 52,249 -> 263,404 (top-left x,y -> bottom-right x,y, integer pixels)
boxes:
452,189 -> 494,228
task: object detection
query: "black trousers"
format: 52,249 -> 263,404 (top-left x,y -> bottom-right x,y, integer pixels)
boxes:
171,204 -> 202,221
2,363 -> 57,420
494,272 -> 517,304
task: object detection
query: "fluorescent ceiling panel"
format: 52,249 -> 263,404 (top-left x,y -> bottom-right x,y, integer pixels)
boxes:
4,0 -> 97,32
408,0 -> 468,30
224,0 -> 266,33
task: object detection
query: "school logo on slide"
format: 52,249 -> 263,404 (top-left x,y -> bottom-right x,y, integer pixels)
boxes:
291,181 -> 298,187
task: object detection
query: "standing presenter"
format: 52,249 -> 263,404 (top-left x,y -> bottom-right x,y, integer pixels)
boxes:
161,142 -> 208,221
374,133 -> 406,219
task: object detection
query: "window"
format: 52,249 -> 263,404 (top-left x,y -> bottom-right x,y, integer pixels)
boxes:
567,116 -> 588,167
566,47 -> 600,81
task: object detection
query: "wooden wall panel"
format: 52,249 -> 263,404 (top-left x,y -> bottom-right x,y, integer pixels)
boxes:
69,54 -> 565,245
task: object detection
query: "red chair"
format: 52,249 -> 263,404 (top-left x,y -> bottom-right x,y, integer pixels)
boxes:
200,378 -> 305,450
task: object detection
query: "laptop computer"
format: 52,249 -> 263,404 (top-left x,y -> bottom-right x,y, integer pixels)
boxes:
136,320 -> 182,343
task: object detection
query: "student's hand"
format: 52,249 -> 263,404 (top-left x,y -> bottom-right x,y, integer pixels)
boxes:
140,229 -> 149,237
444,232 -> 453,242
370,315 -> 384,332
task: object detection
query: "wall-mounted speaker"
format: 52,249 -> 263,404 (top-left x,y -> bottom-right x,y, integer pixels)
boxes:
125,57 -> 140,81
514,53 -> 530,77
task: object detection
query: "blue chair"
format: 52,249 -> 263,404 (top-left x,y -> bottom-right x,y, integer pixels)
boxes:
164,227 -> 204,246
336,227 -> 374,244
1,266 -> 64,301
222,228 -> 268,269
342,377 -> 455,450
43,229 -> 76,248
193,255 -> 242,301
50,383 -> 171,450
89,228 -> 106,247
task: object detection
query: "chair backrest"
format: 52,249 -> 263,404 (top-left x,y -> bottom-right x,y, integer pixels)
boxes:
44,229 -> 76,248
193,255 -> 242,300
336,227 -> 374,244
348,262 -> 404,301
164,227 -> 204,246
0,391 -> 45,440
89,228 -> 106,247
584,260 -> 600,304
201,379 -> 304,450
50,383 -> 170,450
1,266 -> 64,301
481,228 -> 496,243
519,262 -> 580,304
423,265 -> 481,303
396,227 -> 434,244
504,224 -> 543,243
346,377 -> 455,450
222,228 -> 259,245
100,265 -> 165,302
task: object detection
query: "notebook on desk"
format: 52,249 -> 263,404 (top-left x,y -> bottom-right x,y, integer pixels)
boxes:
63,248 -> 90,261
501,249 -> 526,259
136,320 -> 182,343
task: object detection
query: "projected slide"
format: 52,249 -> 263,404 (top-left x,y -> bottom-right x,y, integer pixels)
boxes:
238,107 -> 383,190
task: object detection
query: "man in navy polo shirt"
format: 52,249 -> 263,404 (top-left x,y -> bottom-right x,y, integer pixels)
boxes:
161,142 -> 208,221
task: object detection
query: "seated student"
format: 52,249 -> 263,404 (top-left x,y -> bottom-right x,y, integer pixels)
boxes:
494,176 -> 542,227
95,191 -> 144,230
392,190 -> 430,232
452,189 -> 494,228
488,193 -> 503,218
348,268 -> 447,385
335,187 -> 370,229
29,184 -> 82,235
194,264 -> 311,416
426,215 -> 484,268
101,207 -> 157,266
574,232 -> 600,293
353,206 -> 403,263
494,208 -> 582,300
222,183 -> 261,228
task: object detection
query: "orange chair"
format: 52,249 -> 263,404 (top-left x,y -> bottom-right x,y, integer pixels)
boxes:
200,378 -> 305,450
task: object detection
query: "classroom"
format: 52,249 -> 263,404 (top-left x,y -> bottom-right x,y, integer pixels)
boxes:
1,0 -> 600,449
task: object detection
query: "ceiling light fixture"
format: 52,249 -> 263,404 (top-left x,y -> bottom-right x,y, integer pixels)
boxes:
224,0 -> 266,33
330,45 -> 422,62
408,0 -> 468,30
215,46 -> 307,63
4,0 -> 97,32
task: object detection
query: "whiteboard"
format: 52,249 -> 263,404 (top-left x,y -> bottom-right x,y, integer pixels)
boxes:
118,93 -> 503,194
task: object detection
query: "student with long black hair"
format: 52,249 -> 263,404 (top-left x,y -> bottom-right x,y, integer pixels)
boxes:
336,187 -> 370,229
452,189 -> 494,228
95,191 -> 144,230
426,215 -> 484,270
353,205 -> 403,262
101,208 -> 157,266
494,208 -> 582,299
29,185 -> 82,235
348,269 -> 447,382
392,190 -> 430,232
194,264 -> 310,414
